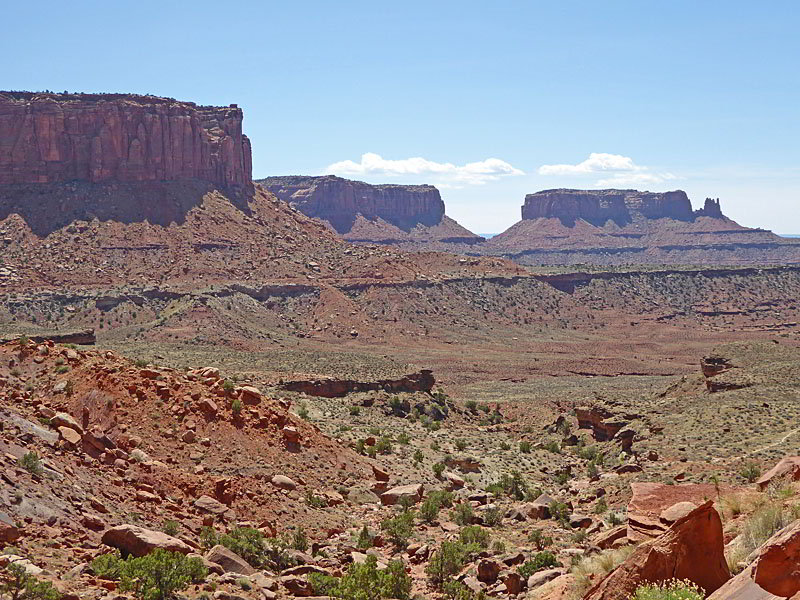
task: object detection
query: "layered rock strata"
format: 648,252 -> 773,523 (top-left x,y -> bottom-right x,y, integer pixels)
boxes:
0,92 -> 252,190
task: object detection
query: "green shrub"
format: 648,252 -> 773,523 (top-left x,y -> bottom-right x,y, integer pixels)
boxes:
420,496 -> 443,524
483,506 -> 503,528
1,562 -> 61,600
349,405 -> 361,417
375,437 -> 392,455
630,579 -> 704,600
545,441 -> 561,454
465,400 -> 478,412
459,526 -> 489,549
432,462 -> 446,478
90,551 -> 125,579
119,549 -> 206,600
499,441 -> 511,451
298,403 -> 309,420
455,438 -> 468,451
426,541 -> 479,588
222,379 -> 235,393
413,449 -> 423,464
309,554 -> 410,600
486,471 -> 531,501
161,520 -> 180,536
518,551 -> 559,578
356,525 -> 373,550
594,497 -> 608,514
549,501 -> 571,527
306,491 -> 327,508
740,462 -> 761,483
528,529 -> 553,550
396,432 -> 410,445
292,527 -> 308,552
381,511 -> 415,550
519,440 -> 532,453
230,398 -> 242,415
442,579 -> 486,600
451,503 -> 474,526
200,527 -> 294,570
18,452 -> 43,476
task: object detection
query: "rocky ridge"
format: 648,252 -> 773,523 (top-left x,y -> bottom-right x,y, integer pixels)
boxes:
484,189 -> 800,266
258,175 -> 482,246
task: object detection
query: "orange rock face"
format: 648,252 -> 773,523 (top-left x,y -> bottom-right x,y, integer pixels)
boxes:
583,501 -> 730,600
756,456 -> 800,491
752,520 -> 800,597
0,92 -> 252,190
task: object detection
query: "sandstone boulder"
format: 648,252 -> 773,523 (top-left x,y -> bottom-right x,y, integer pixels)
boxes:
51,412 -> 83,434
477,558 -> 502,583
627,482 -> 722,541
58,426 -> 82,446
583,501 -> 730,600
101,525 -> 192,557
752,519 -> 800,597
380,484 -> 423,506
526,493 -> 555,520
239,386 -> 262,405
756,456 -> 800,491
194,495 -> 229,515
272,475 -> 298,490
205,545 -> 256,575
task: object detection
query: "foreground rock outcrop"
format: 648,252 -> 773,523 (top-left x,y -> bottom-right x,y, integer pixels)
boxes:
709,520 -> 800,599
280,370 -> 435,398
101,524 -> 192,557
0,92 -> 252,190
258,175 -> 481,245
584,501 -> 730,600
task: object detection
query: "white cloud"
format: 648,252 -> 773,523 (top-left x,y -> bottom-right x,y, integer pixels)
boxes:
325,152 -> 524,186
595,172 -> 677,187
538,153 -> 676,188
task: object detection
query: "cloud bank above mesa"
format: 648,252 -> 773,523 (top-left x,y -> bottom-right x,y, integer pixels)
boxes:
325,152 -> 524,186
539,152 -> 677,187
324,151 -> 677,190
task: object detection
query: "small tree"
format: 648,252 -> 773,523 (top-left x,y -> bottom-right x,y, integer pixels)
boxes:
381,511 -> 415,550
1,563 -> 60,600
18,452 -> 43,477
518,551 -> 559,578
121,550 -> 206,600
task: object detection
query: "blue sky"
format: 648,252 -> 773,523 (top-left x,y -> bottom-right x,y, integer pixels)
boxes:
3,1 -> 799,232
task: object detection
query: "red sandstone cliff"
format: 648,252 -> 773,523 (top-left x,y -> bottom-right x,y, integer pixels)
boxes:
485,188 -> 800,266
258,175 -> 481,245
520,189 -> 697,225
0,92 -> 252,190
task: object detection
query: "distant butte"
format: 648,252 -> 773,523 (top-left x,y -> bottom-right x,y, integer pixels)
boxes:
257,175 -> 482,247
484,188 -> 800,266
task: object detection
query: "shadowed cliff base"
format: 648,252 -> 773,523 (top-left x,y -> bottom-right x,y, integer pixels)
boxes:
0,180 -> 254,236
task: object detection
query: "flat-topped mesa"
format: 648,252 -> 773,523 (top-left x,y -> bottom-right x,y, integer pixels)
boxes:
0,92 -> 252,190
259,175 -> 446,233
521,189 -> 720,226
